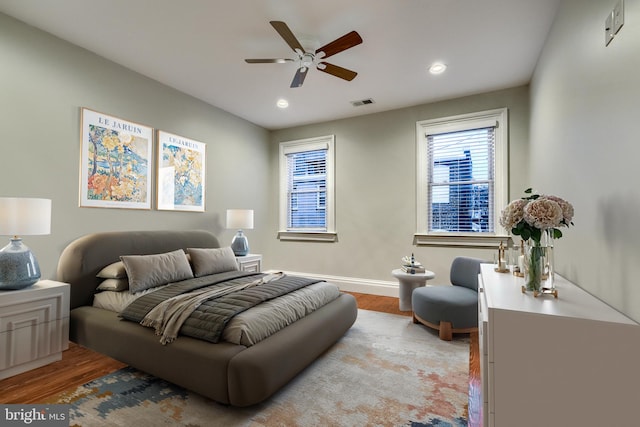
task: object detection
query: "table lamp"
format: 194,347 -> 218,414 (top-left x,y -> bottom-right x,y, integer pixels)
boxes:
226,209 -> 253,256
0,197 -> 52,290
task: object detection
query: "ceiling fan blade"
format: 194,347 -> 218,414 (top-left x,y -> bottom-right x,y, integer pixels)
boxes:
315,31 -> 363,59
245,58 -> 294,64
270,21 -> 304,54
317,62 -> 358,81
290,67 -> 309,88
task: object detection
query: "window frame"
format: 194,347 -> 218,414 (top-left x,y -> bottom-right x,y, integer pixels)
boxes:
278,135 -> 336,242
415,108 -> 509,248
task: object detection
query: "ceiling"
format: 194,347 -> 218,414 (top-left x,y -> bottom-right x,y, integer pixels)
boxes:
0,0 -> 560,130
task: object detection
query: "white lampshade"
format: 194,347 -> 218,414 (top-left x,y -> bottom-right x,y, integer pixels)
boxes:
0,197 -> 51,236
226,209 -> 254,230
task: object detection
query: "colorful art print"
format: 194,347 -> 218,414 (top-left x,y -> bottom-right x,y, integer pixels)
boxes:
156,131 -> 206,212
79,108 -> 153,209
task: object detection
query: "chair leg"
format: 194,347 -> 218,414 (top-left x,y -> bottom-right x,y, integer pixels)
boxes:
412,313 -> 419,324
439,321 -> 453,341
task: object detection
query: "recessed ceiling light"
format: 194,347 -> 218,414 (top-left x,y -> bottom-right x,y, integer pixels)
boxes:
276,99 -> 289,109
429,62 -> 447,75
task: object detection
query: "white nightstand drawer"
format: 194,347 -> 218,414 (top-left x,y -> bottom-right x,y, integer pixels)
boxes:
0,318 -> 69,370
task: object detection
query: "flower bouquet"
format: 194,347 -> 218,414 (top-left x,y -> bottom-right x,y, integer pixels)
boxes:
500,189 -> 574,293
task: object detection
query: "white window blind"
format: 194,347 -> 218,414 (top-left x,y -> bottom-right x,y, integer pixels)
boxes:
286,148 -> 327,230
427,127 -> 495,233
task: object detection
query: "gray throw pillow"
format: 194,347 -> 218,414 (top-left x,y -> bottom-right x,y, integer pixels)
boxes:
121,249 -> 194,293
187,247 -> 239,277
96,261 -> 127,279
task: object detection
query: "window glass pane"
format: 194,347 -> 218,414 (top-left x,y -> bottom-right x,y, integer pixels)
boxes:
427,127 -> 494,233
287,149 -> 327,230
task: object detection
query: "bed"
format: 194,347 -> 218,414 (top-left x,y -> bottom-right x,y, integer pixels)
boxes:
56,230 -> 357,407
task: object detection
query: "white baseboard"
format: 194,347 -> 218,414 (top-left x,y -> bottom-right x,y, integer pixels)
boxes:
275,270 -> 399,298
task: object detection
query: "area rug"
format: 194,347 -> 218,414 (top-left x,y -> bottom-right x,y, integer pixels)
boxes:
50,309 -> 470,426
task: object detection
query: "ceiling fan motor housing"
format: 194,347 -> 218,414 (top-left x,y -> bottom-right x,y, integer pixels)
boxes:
300,52 -> 314,68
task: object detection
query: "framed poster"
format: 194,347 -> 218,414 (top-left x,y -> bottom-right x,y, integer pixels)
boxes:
79,108 -> 153,209
156,131 -> 206,212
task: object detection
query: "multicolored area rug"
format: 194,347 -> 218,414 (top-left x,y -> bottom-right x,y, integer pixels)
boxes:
50,310 -> 469,426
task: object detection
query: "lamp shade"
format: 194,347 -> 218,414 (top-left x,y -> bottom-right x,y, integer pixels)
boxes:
0,197 -> 51,236
226,209 -> 254,230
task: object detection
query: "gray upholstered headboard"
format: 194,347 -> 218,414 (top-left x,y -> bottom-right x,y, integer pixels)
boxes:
57,230 -> 220,309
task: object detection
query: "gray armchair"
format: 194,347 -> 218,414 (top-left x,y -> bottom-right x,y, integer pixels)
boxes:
411,256 -> 484,340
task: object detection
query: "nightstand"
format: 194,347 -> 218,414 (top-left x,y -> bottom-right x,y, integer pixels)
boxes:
0,280 -> 70,380
236,254 -> 262,273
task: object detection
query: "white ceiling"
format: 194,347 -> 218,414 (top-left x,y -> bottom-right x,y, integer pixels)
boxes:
0,0 -> 560,130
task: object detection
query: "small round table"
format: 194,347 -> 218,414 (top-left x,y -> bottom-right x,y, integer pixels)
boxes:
391,268 -> 436,311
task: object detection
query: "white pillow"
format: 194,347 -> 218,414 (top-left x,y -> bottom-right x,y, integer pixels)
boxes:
96,278 -> 129,292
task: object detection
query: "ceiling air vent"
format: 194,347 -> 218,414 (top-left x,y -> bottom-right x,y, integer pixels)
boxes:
351,98 -> 375,107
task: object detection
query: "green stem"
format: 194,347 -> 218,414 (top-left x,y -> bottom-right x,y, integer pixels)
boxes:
526,244 -> 545,291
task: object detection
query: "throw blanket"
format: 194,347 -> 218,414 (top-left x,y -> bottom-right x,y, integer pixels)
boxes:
142,272 -> 284,344
120,271 -> 320,344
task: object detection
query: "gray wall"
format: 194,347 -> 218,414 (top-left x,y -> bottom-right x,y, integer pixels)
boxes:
0,12 -> 531,293
267,86 -> 530,287
9,1 -> 635,321
530,0 -> 640,321
0,13 -> 271,280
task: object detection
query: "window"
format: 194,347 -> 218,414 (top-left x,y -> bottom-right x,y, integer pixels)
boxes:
415,109 -> 508,247
279,135 -> 335,242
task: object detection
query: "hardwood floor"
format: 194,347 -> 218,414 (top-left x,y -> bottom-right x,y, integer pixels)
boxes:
349,291 -> 413,317
0,291 -> 481,422
0,342 -> 126,404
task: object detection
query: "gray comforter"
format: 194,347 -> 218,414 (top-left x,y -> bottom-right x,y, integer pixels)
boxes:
120,271 -> 320,343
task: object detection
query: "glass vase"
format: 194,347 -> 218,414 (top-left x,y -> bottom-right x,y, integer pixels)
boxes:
523,231 -> 554,293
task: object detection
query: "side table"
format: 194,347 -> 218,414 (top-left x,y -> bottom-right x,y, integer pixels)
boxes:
0,280 -> 70,379
391,269 -> 435,311
236,254 -> 262,273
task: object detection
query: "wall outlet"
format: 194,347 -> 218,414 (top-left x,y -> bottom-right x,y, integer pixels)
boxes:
613,0 -> 624,34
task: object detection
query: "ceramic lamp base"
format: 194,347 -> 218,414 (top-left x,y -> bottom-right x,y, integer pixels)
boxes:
231,230 -> 249,256
0,238 -> 41,290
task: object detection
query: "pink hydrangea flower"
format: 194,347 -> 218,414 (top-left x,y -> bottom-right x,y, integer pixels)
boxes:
502,189 -> 574,245
523,198 -> 563,229
541,195 -> 574,225
499,199 -> 527,229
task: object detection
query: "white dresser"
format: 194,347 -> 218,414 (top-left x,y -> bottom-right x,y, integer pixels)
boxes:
478,264 -> 640,427
0,280 -> 70,379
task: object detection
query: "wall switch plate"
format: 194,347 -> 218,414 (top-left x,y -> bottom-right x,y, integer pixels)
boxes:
605,10 -> 614,46
613,0 -> 624,34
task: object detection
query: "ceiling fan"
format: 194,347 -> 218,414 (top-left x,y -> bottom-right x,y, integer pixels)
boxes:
245,21 -> 363,88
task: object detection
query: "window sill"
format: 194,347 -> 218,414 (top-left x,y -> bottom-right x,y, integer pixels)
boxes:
278,231 -> 337,242
413,233 -> 511,249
